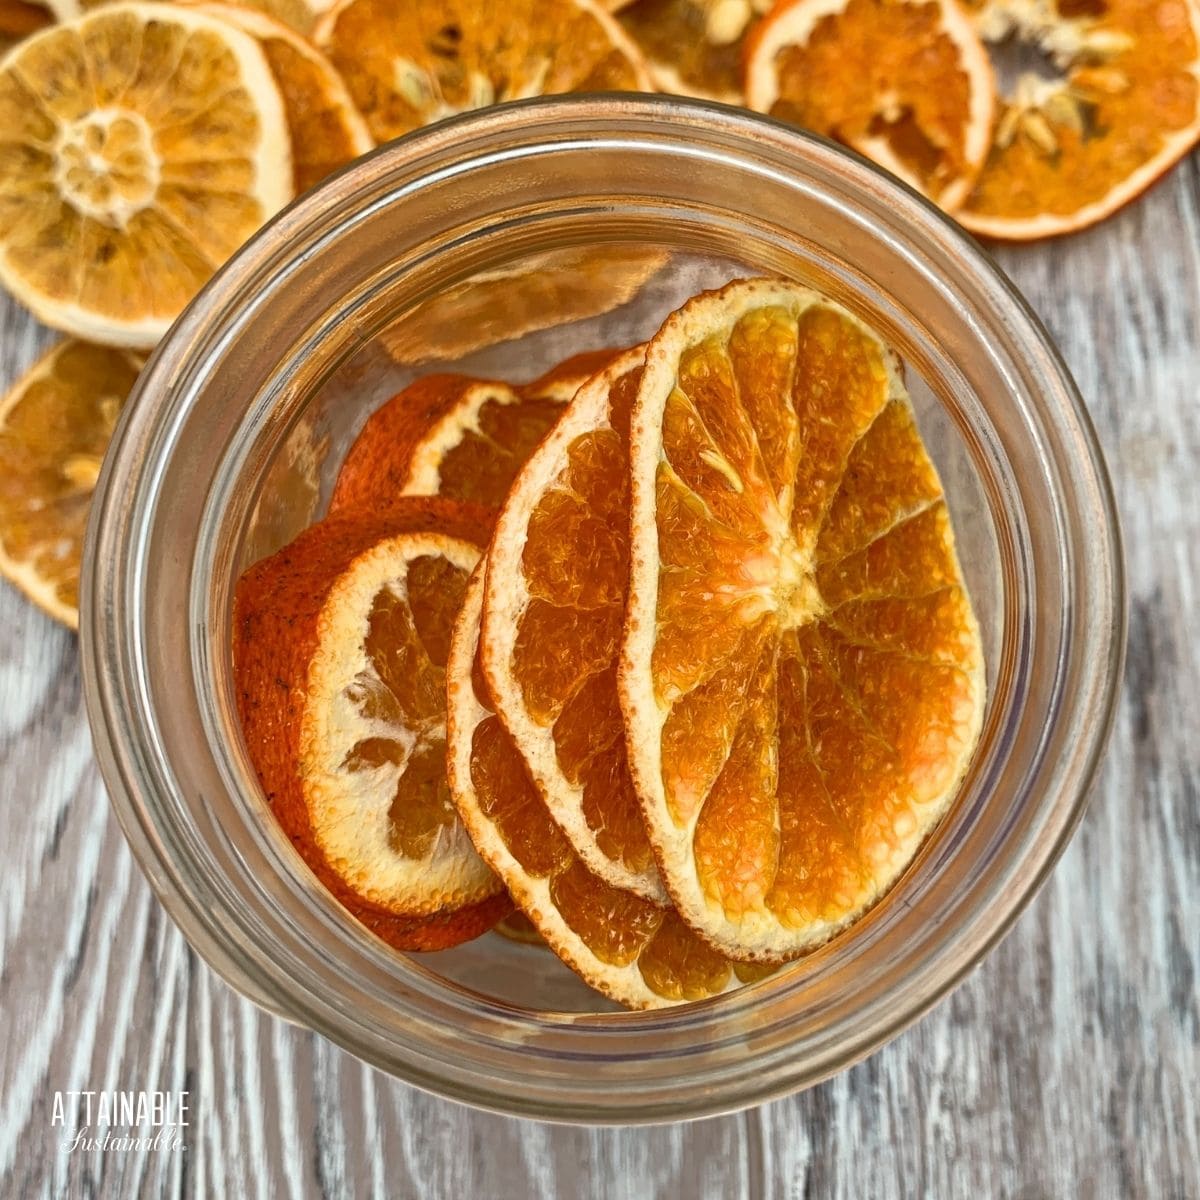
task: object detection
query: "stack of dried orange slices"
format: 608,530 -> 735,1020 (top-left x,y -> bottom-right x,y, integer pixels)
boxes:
233,276 -> 986,1008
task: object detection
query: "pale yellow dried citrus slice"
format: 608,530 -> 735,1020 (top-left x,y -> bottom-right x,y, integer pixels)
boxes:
330,354 -> 617,514
448,566 -> 770,1008
617,0 -> 769,101
49,0 -> 332,32
381,247 -> 667,367
191,3 -> 371,194
958,0 -> 1200,238
619,278 -> 985,962
233,499 -> 509,951
0,2 -> 292,347
482,349 -> 668,904
744,0 -> 996,209
0,339 -> 140,628
314,0 -> 652,144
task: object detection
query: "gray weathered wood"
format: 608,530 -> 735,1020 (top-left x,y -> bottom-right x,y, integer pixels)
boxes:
1,159 -> 1197,1199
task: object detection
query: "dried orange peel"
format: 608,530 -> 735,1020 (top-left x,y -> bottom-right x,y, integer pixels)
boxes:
0,339 -> 140,629
619,278 -> 985,962
745,0 -> 996,209
958,0 -> 1200,237
449,566 -> 768,1007
233,498 -> 509,952
0,2 -> 293,347
483,348 -> 668,903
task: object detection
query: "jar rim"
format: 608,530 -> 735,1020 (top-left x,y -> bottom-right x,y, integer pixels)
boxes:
80,95 -> 1125,1123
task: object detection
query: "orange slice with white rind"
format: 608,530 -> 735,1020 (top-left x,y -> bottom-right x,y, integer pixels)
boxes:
191,3 -> 371,194
449,566 -> 770,1008
958,0 -> 1200,238
49,0 -> 332,31
0,339 -> 140,628
329,376 -> 538,512
483,348 -> 668,904
233,499 -> 508,949
619,278 -> 985,962
0,3 -> 293,347
314,0 -> 652,144
330,356 -> 616,514
744,0 -> 996,209
617,0 -> 768,101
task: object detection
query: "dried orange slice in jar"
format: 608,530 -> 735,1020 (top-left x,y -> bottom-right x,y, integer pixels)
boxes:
190,3 -> 371,194
330,355 -> 616,514
744,0 -> 996,210
448,567 -> 769,1007
314,0 -> 652,144
233,498 -> 510,952
617,0 -> 768,101
619,279 -> 985,962
0,339 -> 140,628
381,247 -> 667,366
0,3 -> 292,347
958,0 -> 1200,238
483,349 -> 668,903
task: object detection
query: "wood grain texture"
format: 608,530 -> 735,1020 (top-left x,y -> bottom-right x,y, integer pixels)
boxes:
1,162 -> 1198,1200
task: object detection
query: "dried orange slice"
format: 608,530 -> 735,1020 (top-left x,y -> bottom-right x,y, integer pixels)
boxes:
0,3 -> 292,347
448,566 -> 769,1007
619,279 -> 985,962
381,247 -> 667,368
191,3 -> 371,194
744,0 -> 995,209
233,498 -> 509,952
0,339 -> 140,628
314,0 -> 652,143
48,0 -> 331,31
330,355 -> 616,514
483,349 -> 668,904
958,0 -> 1200,237
618,0 -> 768,100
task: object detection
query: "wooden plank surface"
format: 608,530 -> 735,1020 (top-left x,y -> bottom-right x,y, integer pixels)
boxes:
1,161 -> 1198,1199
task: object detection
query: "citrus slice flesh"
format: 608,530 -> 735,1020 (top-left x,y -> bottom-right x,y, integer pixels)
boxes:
330,355 -> 617,514
233,498 -> 509,951
0,2 -> 293,347
58,0 -> 329,30
314,0 -> 652,143
449,566 -> 767,1008
620,278 -> 985,961
617,0 -> 766,101
0,339 -> 140,628
744,0 -> 996,209
958,0 -> 1200,237
192,3 -> 371,194
483,348 -> 668,903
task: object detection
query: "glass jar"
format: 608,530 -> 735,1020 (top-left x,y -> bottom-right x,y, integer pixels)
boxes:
80,96 -> 1125,1123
